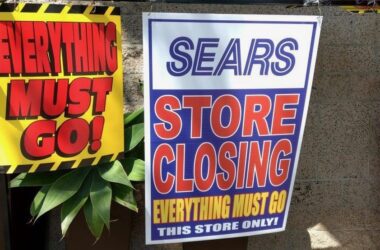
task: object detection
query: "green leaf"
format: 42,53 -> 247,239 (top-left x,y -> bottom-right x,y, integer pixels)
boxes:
97,161 -> 134,189
36,167 -> 91,220
10,171 -> 65,188
83,199 -> 104,239
60,172 -> 93,237
30,185 -> 50,218
90,173 -> 112,230
121,158 -> 145,182
125,138 -> 144,160
113,184 -> 138,212
124,108 -> 143,126
124,123 -> 144,152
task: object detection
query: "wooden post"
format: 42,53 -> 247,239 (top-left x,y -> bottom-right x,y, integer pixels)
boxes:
0,174 -> 12,250
183,237 -> 248,250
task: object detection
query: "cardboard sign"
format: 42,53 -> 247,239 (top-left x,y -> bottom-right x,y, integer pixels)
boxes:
0,3 -> 123,174
144,13 -> 322,244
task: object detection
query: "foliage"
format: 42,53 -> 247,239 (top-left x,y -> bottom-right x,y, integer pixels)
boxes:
9,108 -> 145,240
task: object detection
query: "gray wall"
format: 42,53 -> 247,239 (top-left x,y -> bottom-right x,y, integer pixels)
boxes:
122,3 -> 380,249
27,1 -> 380,249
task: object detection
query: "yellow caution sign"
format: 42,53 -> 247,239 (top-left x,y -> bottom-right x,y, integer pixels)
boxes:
0,3 -> 124,173
341,5 -> 380,14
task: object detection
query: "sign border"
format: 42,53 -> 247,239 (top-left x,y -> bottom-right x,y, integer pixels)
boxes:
144,12 -> 322,244
0,3 -> 124,174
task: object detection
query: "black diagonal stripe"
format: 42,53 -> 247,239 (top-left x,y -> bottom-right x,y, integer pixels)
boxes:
286,4 -> 303,9
16,164 -> 33,173
21,3 -> 42,13
0,3 -> 18,12
78,157 -> 96,167
36,163 -> 54,172
110,7 -> 120,16
57,160 -> 76,170
116,152 -> 124,160
0,166 -> 11,174
45,4 -> 65,13
68,5 -> 87,14
98,154 -> 114,164
91,6 -> 108,15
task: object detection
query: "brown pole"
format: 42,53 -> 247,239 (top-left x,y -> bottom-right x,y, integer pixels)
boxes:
0,174 -> 12,250
183,237 -> 248,250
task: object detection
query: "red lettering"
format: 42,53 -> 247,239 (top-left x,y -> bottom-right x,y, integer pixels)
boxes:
105,22 -> 117,73
47,22 -> 62,74
56,118 -> 90,156
7,80 -> 43,118
211,95 -> 241,138
7,77 -> 111,119
6,22 -> 22,74
22,120 -> 56,159
153,144 -> 175,194
194,143 -> 216,192
175,144 -> 192,192
154,95 -> 182,140
91,77 -> 113,113
272,94 -> 299,135
242,95 -> 271,136
67,78 -> 91,116
183,95 -> 211,138
236,141 -> 248,189
93,23 -> 106,72
217,141 -> 236,190
270,139 -> 291,186
62,23 -> 74,73
89,116 -> 105,153
42,79 -> 69,118
0,22 -> 11,74
0,21 -> 119,75
246,141 -> 271,188
86,23 -> 94,72
73,23 -> 88,73
21,118 -> 102,159
22,22 -> 37,73
34,21 -> 51,73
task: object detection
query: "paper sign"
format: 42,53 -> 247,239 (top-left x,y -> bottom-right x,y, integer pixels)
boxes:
144,13 -> 322,244
0,3 -> 124,173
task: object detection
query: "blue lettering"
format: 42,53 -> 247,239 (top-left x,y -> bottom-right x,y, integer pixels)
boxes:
166,37 -> 298,77
214,39 -> 242,76
166,37 -> 194,76
243,39 -> 274,76
192,38 -> 219,76
271,38 -> 298,76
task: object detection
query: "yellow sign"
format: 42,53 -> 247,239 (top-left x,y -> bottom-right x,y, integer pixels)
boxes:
341,5 -> 380,14
0,3 -> 124,173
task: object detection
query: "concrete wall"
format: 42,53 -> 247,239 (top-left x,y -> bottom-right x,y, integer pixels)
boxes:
122,3 -> 380,249
25,1 -> 380,249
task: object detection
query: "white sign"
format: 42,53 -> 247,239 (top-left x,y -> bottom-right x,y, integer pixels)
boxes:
144,12 -> 322,244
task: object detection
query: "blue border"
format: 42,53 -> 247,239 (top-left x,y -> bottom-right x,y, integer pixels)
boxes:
147,17 -> 318,242
148,18 -> 317,92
